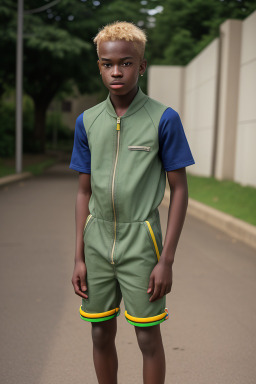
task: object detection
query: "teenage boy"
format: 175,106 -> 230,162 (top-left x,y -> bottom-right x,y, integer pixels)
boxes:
70,21 -> 194,384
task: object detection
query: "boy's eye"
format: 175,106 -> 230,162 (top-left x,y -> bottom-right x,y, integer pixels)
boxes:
103,63 -> 111,68
122,62 -> 132,66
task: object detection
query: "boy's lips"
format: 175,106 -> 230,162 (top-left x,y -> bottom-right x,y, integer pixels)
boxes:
110,82 -> 125,89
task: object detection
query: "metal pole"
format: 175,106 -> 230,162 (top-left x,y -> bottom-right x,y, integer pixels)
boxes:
15,0 -> 24,173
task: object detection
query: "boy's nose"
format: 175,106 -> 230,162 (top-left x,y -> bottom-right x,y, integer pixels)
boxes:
112,65 -> 122,77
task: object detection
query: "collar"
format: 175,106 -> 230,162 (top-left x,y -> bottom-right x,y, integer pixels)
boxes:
106,87 -> 149,118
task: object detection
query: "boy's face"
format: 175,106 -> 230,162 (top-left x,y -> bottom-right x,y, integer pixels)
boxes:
97,40 -> 147,97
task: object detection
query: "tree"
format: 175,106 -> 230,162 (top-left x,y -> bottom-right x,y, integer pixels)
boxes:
0,0 -> 17,97
0,0 -> 163,152
148,0 -> 256,65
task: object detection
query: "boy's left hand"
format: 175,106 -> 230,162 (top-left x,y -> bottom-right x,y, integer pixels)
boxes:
147,259 -> 173,302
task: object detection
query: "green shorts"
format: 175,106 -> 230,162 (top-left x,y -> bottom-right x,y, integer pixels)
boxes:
80,209 -> 169,327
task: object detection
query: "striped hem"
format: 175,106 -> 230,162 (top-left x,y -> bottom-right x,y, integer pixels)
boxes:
125,308 -> 169,327
80,306 -> 120,323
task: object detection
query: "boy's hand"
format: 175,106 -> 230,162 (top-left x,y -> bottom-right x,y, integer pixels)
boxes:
71,260 -> 88,299
147,259 -> 173,302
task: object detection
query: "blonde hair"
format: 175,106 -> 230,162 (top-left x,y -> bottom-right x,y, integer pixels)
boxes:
93,21 -> 147,59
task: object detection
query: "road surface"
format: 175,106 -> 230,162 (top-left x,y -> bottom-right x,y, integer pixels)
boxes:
0,163 -> 255,384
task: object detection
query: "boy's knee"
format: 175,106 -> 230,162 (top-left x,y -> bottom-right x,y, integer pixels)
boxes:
135,326 -> 159,357
91,320 -> 116,349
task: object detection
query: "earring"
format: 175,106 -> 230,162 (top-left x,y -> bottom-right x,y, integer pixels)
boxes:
140,74 -> 143,77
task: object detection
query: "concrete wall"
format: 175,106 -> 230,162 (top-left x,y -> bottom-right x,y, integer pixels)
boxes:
49,87 -> 99,131
148,10 -> 256,187
183,39 -> 219,177
234,11 -> 256,186
148,40 -> 220,177
215,20 -> 242,180
62,93 -> 99,130
148,66 -> 185,117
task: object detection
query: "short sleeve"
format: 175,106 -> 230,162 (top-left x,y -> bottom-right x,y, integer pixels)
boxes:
159,108 -> 195,172
69,113 -> 91,173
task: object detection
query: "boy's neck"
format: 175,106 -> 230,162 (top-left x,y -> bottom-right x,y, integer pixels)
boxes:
110,86 -> 139,117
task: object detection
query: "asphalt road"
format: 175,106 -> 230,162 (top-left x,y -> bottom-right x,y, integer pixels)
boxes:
1,163 -> 255,384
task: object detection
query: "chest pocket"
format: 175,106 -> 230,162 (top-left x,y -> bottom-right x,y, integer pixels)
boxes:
128,145 -> 151,152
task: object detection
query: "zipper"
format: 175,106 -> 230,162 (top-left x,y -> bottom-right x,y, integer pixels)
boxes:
128,145 -> 151,152
145,221 -> 160,261
83,214 -> 92,235
110,117 -> 121,264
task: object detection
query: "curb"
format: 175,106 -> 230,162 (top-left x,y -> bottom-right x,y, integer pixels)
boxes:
162,189 -> 256,250
1,172 -> 255,250
0,172 -> 33,187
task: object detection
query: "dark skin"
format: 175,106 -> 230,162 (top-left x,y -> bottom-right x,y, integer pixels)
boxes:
97,40 -> 147,116
71,40 -> 189,384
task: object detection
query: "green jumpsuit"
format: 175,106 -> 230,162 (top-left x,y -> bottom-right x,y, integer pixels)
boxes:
79,88 -> 171,326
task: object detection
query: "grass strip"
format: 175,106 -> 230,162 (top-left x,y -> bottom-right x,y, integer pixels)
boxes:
24,159 -> 57,175
0,163 -> 15,178
0,158 -> 57,178
187,174 -> 256,226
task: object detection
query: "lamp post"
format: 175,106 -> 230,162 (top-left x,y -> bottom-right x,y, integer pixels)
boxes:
15,0 -> 61,173
15,0 -> 24,173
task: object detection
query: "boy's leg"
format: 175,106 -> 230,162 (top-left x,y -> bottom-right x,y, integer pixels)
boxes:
91,317 -> 118,384
135,324 -> 165,384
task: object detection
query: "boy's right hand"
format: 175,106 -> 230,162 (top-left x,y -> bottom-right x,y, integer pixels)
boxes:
71,260 -> 88,299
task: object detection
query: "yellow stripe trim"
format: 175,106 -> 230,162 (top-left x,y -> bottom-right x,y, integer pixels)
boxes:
84,214 -> 92,231
125,310 -> 167,323
80,306 -> 119,319
145,221 -> 160,261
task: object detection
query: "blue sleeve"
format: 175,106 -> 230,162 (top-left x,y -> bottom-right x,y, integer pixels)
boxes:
69,113 -> 91,173
159,108 -> 195,172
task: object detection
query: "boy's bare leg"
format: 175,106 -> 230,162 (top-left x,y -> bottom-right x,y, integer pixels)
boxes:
135,324 -> 165,384
91,317 -> 118,384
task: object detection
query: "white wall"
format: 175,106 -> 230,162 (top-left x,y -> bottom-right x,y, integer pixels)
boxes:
148,66 -> 185,117
183,39 -> 219,176
147,11 -> 256,186
215,20 -> 242,180
148,41 -> 220,177
234,11 -> 256,186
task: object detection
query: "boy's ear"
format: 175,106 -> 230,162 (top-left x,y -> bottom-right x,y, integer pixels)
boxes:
139,58 -> 147,76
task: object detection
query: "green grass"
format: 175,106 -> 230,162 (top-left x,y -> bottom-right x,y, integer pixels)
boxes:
24,159 -> 57,175
0,163 -> 15,177
0,158 -> 57,177
187,174 -> 256,226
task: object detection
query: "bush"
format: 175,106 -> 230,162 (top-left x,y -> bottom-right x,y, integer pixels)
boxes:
0,96 -> 72,156
0,97 -> 34,157
46,111 -> 73,141
0,102 -> 15,157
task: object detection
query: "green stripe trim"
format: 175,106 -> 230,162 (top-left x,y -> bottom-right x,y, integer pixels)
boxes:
125,316 -> 167,327
80,314 -> 115,323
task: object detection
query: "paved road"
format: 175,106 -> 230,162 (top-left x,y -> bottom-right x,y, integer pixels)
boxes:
1,163 -> 255,384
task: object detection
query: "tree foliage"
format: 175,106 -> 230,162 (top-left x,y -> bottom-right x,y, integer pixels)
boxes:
1,0 -> 256,153
148,0 -> 256,65
0,0 -> 162,152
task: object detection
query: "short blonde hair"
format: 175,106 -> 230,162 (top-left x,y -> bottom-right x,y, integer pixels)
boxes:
93,21 -> 147,59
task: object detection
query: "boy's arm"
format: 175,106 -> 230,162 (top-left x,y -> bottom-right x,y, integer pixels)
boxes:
147,167 -> 188,302
71,172 -> 92,299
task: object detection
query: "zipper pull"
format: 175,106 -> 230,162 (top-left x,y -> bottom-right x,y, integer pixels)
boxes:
116,117 -> 121,131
